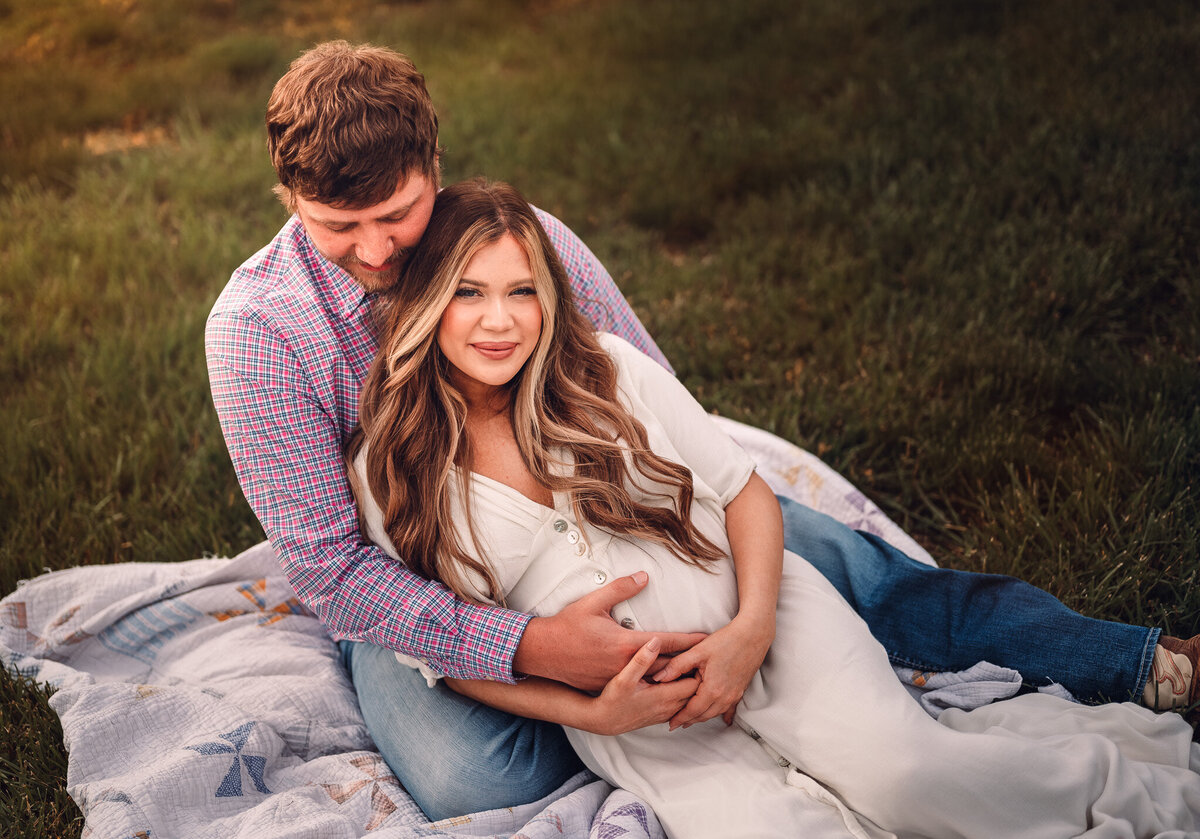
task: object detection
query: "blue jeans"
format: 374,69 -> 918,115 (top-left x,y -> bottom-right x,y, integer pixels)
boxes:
777,498 -> 1159,701
342,495 -> 1160,819
339,638 -> 584,821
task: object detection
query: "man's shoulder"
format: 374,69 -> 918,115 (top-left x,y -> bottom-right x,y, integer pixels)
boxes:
529,205 -> 593,269
207,217 -> 333,338
212,217 -> 306,312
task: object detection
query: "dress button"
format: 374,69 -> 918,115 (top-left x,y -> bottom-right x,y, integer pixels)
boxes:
566,530 -> 581,544
574,543 -> 588,556
553,519 -> 568,533
592,570 -> 608,585
619,617 -> 635,629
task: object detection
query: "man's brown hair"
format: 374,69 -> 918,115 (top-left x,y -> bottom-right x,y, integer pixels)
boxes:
267,41 -> 441,212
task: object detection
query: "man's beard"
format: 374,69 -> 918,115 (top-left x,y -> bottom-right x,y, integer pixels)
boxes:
334,249 -> 410,293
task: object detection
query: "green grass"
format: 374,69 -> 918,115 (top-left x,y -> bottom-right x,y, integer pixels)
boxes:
2,0 -> 1198,834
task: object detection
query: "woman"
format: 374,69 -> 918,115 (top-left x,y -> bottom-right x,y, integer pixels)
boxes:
348,178 -> 1200,838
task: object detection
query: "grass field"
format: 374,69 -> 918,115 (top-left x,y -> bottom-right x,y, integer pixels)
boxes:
2,0 -> 1198,834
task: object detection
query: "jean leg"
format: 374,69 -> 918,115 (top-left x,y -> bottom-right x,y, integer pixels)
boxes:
339,639 -> 585,821
777,496 -> 1159,703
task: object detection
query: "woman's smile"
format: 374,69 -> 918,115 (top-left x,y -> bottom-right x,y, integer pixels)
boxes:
437,233 -> 543,403
472,342 -> 518,360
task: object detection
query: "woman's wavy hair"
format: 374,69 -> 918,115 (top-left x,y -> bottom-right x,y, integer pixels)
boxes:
349,178 -> 724,604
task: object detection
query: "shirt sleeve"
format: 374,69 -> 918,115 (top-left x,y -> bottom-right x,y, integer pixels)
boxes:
205,306 -> 529,683
599,332 -> 756,507
534,207 -> 674,374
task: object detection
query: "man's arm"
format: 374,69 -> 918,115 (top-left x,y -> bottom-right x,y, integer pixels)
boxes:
534,207 -> 674,373
515,571 -> 706,693
206,307 -> 700,687
207,306 -> 535,681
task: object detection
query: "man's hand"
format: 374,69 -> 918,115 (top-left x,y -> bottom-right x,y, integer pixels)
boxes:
514,571 -> 707,692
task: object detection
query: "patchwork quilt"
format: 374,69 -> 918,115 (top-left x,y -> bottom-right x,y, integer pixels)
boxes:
3,418 -> 1016,839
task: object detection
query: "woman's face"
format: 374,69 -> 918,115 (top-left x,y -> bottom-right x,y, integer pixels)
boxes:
437,233 -> 543,403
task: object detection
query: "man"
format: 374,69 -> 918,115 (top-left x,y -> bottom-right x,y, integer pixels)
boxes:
206,40 -> 1198,821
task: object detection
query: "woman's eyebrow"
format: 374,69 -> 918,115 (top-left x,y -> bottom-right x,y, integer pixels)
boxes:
457,276 -> 535,287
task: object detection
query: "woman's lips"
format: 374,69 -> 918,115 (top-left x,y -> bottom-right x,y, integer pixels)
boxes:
472,342 -> 517,359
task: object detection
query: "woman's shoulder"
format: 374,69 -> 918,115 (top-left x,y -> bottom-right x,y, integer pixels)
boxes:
594,330 -> 633,354
594,331 -> 666,381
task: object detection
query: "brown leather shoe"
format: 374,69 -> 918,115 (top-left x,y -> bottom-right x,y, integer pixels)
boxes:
1158,634 -> 1200,734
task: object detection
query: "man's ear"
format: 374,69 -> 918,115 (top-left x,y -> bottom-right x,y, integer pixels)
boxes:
272,183 -> 296,215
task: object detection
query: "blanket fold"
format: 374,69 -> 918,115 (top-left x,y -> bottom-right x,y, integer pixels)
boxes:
3,419 -> 951,838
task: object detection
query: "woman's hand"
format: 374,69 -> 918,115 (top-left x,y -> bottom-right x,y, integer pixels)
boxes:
445,635 -> 698,735
651,612 -> 774,730
585,637 -> 701,735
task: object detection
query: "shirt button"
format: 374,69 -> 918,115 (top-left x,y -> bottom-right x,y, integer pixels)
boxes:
566,530 -> 581,544
553,520 -> 569,533
619,617 -> 635,629
574,543 -> 588,556
592,570 -> 608,585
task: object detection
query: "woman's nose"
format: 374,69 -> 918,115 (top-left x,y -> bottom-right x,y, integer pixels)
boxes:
480,298 -> 514,330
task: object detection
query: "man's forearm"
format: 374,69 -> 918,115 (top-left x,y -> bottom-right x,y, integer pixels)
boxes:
207,340 -> 528,682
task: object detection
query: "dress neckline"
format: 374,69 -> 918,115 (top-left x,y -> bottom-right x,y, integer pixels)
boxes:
453,466 -> 563,517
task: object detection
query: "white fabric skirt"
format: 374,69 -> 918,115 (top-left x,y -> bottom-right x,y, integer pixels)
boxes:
567,553 -> 1200,839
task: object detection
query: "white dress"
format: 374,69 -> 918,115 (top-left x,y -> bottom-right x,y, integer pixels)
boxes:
356,332 -> 1200,839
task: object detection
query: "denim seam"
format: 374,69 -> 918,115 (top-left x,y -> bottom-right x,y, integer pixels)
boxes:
1132,626 -> 1162,695
886,653 -> 949,674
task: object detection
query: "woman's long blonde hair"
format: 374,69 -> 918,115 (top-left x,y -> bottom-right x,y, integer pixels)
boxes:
350,178 -> 724,604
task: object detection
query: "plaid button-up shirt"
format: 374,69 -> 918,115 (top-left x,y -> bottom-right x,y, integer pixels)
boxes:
206,209 -> 670,683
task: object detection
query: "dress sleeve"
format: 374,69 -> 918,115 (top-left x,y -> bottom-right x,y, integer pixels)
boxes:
205,307 -> 529,683
533,206 -> 674,374
598,332 -> 756,507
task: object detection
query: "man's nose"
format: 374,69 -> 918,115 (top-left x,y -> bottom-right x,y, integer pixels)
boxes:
355,228 -> 394,267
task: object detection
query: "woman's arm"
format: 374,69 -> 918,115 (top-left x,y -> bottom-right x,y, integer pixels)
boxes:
651,471 -> 783,729
445,638 -> 701,736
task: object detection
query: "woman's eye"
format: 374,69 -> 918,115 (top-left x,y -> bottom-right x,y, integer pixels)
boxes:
513,286 -> 537,297
454,287 -> 480,298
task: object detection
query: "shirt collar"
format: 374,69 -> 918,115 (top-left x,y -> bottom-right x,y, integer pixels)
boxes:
288,216 -> 375,320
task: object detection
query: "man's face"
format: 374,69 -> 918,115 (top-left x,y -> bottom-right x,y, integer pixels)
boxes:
294,172 -> 438,293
